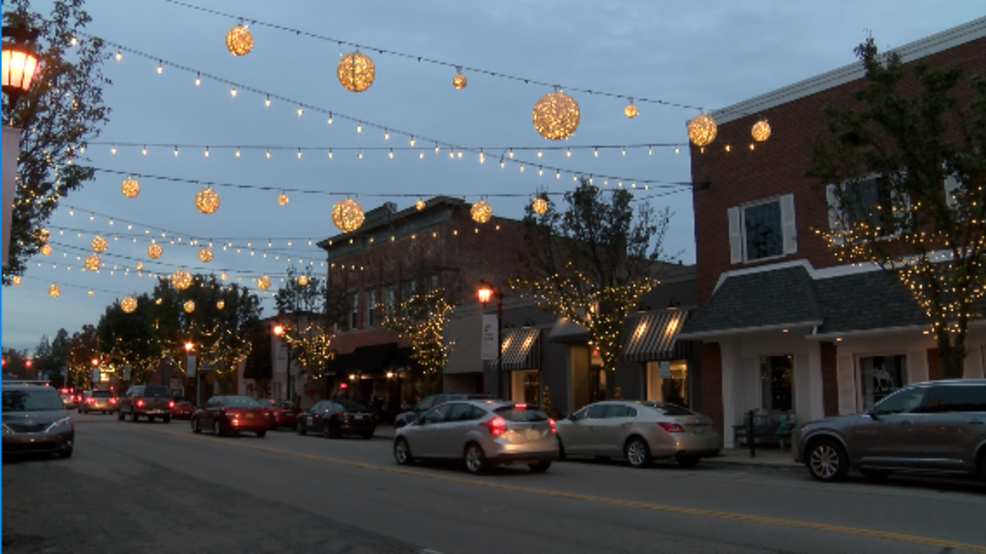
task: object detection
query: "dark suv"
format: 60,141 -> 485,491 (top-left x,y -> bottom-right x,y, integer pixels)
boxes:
798,379 -> 986,482
393,393 -> 494,429
118,385 -> 174,423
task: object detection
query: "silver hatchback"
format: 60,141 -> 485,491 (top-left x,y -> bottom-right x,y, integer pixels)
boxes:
556,401 -> 721,468
393,400 -> 558,474
798,379 -> 986,482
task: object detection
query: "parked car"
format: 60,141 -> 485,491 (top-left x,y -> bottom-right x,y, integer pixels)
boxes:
59,387 -> 77,410
393,393 -> 494,429
296,399 -> 376,439
556,401 -> 721,468
79,389 -> 119,414
191,395 -> 270,437
118,385 -> 174,423
171,398 -> 195,420
259,399 -> 303,429
798,379 -> 986,483
2,382 -> 74,458
393,400 -> 558,474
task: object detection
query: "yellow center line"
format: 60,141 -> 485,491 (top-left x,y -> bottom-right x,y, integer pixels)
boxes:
153,428 -> 986,553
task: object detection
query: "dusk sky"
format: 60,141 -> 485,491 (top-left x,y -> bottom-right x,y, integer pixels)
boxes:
3,0 -> 983,353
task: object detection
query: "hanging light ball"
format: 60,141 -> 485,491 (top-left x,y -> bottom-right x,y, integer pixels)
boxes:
36,227 -> 50,243
532,90 -> 580,140
751,119 -> 771,142
155,298 -> 162,305
183,300 -> 195,313
332,198 -> 365,233
220,272 -> 227,281
532,197 -> 548,215
41,244 -> 52,256
121,296 -> 137,313
336,51 -> 375,93
195,187 -> 220,215
12,275 -> 21,285
198,247 -> 213,263
298,275 -> 309,286
624,103 -> 638,119
257,275 -> 271,291
687,113 -> 718,147
216,300 -> 225,310
48,284 -> 60,298
415,199 -> 426,211
278,193 -> 289,206
452,72 -> 467,89
171,269 -> 192,290
471,200 -> 492,224
122,176 -> 140,198
136,261 -> 144,271
91,235 -> 108,253
147,243 -> 163,259
85,254 -> 101,271
225,24 -> 254,56
88,290 -> 94,297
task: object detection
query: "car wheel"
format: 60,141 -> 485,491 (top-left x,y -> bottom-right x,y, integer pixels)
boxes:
321,422 -> 332,439
256,430 -> 266,438
625,437 -> 652,469
859,468 -> 892,481
529,461 -> 552,473
394,438 -> 414,465
163,415 -> 171,424
192,418 -> 201,434
130,410 -> 139,422
117,410 -> 125,421
213,420 -> 223,437
296,421 -> 307,436
806,439 -> 850,482
148,416 -> 155,423
675,454 -> 701,468
557,439 -> 567,461
464,443 -> 489,475
57,447 -> 73,459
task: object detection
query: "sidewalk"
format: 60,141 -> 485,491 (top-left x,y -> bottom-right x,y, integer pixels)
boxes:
373,424 -> 800,468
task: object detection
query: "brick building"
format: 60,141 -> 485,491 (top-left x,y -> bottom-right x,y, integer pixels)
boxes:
679,17 -> 986,446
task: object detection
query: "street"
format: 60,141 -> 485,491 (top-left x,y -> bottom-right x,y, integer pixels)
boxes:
3,414 -> 985,554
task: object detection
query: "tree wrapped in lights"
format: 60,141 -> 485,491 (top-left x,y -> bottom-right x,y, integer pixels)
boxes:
508,178 -> 674,398
806,38 -> 986,379
65,324 -> 99,389
381,288 -> 458,397
274,266 -> 336,394
96,293 -> 163,384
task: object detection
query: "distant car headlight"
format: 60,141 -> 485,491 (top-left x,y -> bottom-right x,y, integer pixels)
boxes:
45,417 -> 71,432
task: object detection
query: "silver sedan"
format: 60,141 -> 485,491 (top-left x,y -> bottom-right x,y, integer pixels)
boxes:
556,401 -> 721,468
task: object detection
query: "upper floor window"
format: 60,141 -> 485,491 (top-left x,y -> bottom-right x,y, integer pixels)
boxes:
727,194 -> 796,264
365,290 -> 377,327
382,285 -> 395,318
348,291 -> 359,330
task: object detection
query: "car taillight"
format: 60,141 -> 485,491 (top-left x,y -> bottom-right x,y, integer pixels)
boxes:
657,422 -> 685,433
86,397 -> 95,404
136,399 -> 144,408
480,416 -> 507,436
514,403 -> 527,410
109,398 -> 117,404
168,400 -> 175,409
549,418 -> 556,433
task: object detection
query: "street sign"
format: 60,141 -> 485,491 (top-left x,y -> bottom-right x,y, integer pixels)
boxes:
658,360 -> 671,379
481,314 -> 498,361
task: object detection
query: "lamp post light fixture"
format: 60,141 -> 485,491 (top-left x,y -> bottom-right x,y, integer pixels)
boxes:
273,320 -> 293,403
477,279 -> 504,400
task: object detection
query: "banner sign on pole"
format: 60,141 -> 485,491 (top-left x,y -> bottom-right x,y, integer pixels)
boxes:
186,355 -> 196,377
2,127 -> 22,268
481,314 -> 498,361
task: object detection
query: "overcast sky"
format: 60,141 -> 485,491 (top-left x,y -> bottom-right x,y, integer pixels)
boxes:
2,0 -> 983,353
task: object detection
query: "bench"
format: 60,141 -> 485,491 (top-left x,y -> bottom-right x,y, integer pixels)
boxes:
732,412 -> 795,450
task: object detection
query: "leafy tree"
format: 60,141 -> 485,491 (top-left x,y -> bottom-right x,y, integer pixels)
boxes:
274,266 -> 336,397
2,0 -> 111,281
96,293 -> 162,384
274,266 -> 326,314
805,38 -> 986,379
50,328 -> 69,369
2,347 -> 32,379
381,288 -> 457,397
507,179 -> 674,397
32,334 -> 51,370
65,324 -> 98,389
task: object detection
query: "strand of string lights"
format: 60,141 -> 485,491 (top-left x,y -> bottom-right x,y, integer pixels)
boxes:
158,0 -> 709,112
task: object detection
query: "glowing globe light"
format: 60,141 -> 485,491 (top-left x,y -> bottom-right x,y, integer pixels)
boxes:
225,24 -> 254,56
41,244 -> 52,256
415,199 -> 425,211
12,275 -> 21,286
85,254 -> 101,271
171,269 -> 192,290
216,300 -> 225,310
36,227 -> 50,243
278,193 -> 289,206
532,197 -> 548,215
624,103 -> 638,119
337,51 -> 375,92
452,72 -> 467,89
298,275 -> 309,286
48,284 -> 60,298
121,296 -> 137,313
257,275 -> 271,291
471,200 -> 492,224
183,300 -> 195,313
147,243 -> 163,259
332,198 -> 365,233
122,176 -> 140,198
136,261 -> 144,271
532,90 -> 580,140
751,119 -> 771,142
91,235 -> 108,253
687,113 -> 718,147
198,247 -> 213,263
195,187 -> 220,214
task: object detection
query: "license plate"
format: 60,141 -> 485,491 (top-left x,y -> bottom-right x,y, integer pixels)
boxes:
354,414 -> 363,420
307,416 -> 313,425
525,429 -> 540,440
246,413 -> 254,419
693,425 -> 706,434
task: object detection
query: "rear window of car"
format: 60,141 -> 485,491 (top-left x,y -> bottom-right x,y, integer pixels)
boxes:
338,401 -> 369,412
494,407 -> 550,422
92,390 -> 112,398
641,402 -> 695,416
143,386 -> 170,398
3,389 -> 65,412
223,397 -> 261,408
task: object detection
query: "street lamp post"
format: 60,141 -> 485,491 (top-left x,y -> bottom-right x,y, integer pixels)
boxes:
478,280 -> 503,400
185,341 -> 196,405
273,323 -> 291,403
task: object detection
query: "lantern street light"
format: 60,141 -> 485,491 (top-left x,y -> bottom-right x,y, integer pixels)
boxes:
273,321 -> 292,403
185,341 -> 199,406
477,280 -> 504,400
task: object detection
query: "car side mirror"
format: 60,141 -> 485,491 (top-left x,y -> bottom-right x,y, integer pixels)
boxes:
866,409 -> 880,421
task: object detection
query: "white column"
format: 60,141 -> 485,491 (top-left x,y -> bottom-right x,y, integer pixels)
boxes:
804,341 -> 825,421
719,339 -> 738,448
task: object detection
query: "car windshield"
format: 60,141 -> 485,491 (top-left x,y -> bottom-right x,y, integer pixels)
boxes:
3,389 -> 65,412
223,396 -> 261,408
641,402 -> 695,416
338,401 -> 368,412
92,390 -> 112,398
143,386 -> 170,398
494,406 -> 550,422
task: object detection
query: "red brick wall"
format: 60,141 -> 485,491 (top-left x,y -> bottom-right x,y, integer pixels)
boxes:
927,348 -> 943,381
699,342 -> 723,433
820,341 -> 839,416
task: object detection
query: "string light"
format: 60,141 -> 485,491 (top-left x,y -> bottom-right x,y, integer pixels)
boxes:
195,73 -> 200,86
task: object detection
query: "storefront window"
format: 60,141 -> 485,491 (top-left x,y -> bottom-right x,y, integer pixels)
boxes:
859,354 -> 906,410
760,355 -> 794,412
510,370 -> 540,405
644,360 -> 689,407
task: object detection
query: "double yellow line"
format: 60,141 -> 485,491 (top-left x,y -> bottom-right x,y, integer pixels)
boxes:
156,428 -> 986,553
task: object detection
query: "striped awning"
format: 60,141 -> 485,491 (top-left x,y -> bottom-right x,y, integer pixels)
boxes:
500,328 -> 541,371
622,311 -> 690,362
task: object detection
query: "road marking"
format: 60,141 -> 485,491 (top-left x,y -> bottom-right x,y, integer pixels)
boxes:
152,428 -> 986,553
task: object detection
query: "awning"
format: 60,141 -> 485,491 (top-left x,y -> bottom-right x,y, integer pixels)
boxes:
392,347 -> 421,372
500,328 -> 541,371
327,353 -> 358,375
352,342 -> 398,373
547,317 -> 591,344
622,310 -> 691,362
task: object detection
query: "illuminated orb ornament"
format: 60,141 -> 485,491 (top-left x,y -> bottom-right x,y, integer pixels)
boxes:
216,300 -> 225,310
41,244 -> 52,256
122,176 -> 140,198
36,227 -> 50,243
687,113 -> 718,147
12,275 -> 21,286
336,51 -> 375,93
624,102 -> 638,119
278,193 -> 289,206
452,71 -> 467,90
332,198 -> 365,233
198,247 -> 213,263
220,272 -> 227,281
415,199 -> 426,211
298,275 -> 309,286
88,290 -> 93,296
147,243 -> 163,259
136,261 -> 144,271
183,300 -> 195,313
85,254 -> 101,271
195,187 -> 220,215
471,200 -> 492,224
225,24 -> 254,56
532,90 -> 580,140
121,296 -> 137,313
91,235 -> 108,253
751,119 -> 771,142
257,275 -> 271,291
171,269 -> 192,290
532,196 -> 548,215
48,284 -> 60,298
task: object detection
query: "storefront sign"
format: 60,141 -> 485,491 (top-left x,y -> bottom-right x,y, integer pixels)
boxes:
481,314 -> 498,361
658,360 -> 671,379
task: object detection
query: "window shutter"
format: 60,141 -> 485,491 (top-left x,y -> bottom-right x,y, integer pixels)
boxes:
825,185 -> 844,246
727,207 -> 742,264
780,194 -> 797,254
944,174 -> 961,208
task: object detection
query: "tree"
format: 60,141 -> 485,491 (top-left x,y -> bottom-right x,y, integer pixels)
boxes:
805,38 -> 986,379
508,179 -> 674,397
32,334 -> 51,370
2,0 -> 111,281
96,293 -> 162,384
65,324 -> 98,389
50,328 -> 69,368
2,347 -> 32,379
274,266 -> 326,314
381,288 -> 457,397
274,266 -> 333,396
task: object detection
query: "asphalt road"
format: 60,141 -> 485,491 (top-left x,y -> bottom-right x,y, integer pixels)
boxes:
3,413 -> 985,554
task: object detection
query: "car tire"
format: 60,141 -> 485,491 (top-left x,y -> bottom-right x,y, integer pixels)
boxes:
394,438 -> 414,465
163,415 -> 171,424
321,422 -> 332,439
557,439 -> 567,461
529,461 -> 552,473
148,416 -> 155,423
256,430 -> 266,438
118,410 -> 124,421
464,443 -> 489,475
192,418 -> 201,434
130,410 -> 139,422
675,454 -> 701,468
57,447 -> 73,459
214,420 -> 223,437
296,421 -> 307,436
625,437 -> 652,469
806,439 -> 850,482
859,468 -> 892,481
